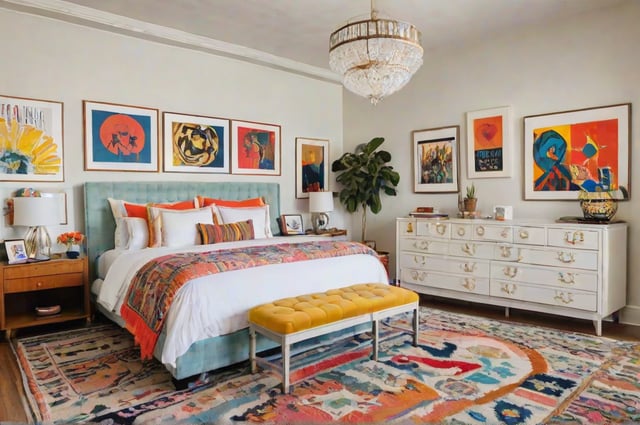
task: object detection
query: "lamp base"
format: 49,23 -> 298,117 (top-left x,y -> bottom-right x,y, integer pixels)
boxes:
24,226 -> 51,261
311,212 -> 329,234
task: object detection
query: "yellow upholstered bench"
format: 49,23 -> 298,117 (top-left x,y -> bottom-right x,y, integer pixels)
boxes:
248,283 -> 419,393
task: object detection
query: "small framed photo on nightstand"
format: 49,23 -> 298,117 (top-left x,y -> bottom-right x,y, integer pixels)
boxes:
280,214 -> 304,235
5,239 -> 28,264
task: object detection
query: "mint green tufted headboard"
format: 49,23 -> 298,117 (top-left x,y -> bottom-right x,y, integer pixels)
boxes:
84,181 -> 280,280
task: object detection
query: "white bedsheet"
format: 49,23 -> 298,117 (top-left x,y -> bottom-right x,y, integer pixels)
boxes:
95,237 -> 388,368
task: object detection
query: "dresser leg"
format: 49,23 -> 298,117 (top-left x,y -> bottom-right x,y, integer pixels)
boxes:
5,329 -> 12,341
504,307 -> 510,318
593,319 -> 602,336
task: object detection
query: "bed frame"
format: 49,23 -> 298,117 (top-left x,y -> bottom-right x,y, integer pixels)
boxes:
84,181 -> 282,381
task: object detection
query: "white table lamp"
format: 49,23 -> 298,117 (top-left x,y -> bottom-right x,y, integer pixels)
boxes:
309,191 -> 334,234
12,197 -> 60,260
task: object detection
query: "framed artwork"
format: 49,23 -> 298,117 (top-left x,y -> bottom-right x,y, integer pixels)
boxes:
83,100 -> 159,172
163,112 -> 229,173
231,120 -> 281,175
466,106 -> 512,178
295,137 -> 330,198
41,192 -> 68,225
5,239 -> 28,264
0,94 -> 64,182
523,103 -> 631,200
280,214 -> 304,235
412,125 -> 460,193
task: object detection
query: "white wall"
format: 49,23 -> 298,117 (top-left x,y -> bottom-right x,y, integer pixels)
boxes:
0,8 -> 345,247
343,0 -> 640,323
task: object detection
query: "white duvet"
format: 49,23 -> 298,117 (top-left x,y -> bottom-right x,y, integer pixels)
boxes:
95,236 -> 388,368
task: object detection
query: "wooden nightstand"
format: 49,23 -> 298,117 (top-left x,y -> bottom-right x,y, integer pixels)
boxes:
0,256 -> 90,339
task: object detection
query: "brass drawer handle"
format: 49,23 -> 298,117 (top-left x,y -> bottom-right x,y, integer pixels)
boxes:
554,291 -> 574,304
564,231 -> 584,245
413,255 -> 426,266
558,272 -> 576,284
461,243 -> 476,256
461,263 -> 477,273
462,278 -> 476,291
410,270 -> 427,282
503,266 -> 518,278
457,227 -> 466,236
500,283 -> 516,295
500,229 -> 509,239
435,223 -> 447,235
557,252 -> 575,264
412,240 -> 430,250
476,226 -> 485,236
519,230 -> 529,239
500,246 -> 512,258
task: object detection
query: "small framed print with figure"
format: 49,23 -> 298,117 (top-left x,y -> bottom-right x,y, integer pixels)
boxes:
280,214 -> 304,235
5,239 -> 28,264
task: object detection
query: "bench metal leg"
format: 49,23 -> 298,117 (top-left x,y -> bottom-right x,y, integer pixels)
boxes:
372,319 -> 379,361
412,307 -> 419,347
249,326 -> 257,373
282,339 -> 291,393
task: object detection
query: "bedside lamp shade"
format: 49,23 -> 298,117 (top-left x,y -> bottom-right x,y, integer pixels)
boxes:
12,197 -> 60,260
308,191 -> 334,233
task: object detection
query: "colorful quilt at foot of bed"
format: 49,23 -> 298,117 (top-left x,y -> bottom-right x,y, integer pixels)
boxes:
120,241 -> 377,359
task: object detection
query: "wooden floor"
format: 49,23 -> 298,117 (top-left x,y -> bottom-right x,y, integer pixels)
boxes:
1,296 -> 639,423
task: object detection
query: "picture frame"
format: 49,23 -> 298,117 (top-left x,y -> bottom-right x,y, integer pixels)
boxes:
231,120 -> 281,175
41,192 -> 68,225
83,100 -> 159,172
295,137 -> 330,198
162,112 -> 230,174
280,214 -> 304,235
0,94 -> 64,182
412,125 -> 460,193
5,239 -> 28,264
523,103 -> 631,200
466,106 -> 512,178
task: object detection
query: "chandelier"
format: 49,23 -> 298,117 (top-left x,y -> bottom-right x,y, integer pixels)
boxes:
329,0 -> 423,105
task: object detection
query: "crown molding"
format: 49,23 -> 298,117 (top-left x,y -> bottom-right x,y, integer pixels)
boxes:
0,0 -> 341,83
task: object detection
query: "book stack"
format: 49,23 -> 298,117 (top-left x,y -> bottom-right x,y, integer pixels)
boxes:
409,207 -> 448,219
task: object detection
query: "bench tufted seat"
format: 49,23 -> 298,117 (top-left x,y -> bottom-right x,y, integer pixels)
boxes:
248,283 -> 419,393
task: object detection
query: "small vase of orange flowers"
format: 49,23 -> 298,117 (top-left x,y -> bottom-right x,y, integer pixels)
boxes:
57,231 -> 84,259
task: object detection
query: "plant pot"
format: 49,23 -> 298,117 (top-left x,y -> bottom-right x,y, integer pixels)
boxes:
463,198 -> 477,212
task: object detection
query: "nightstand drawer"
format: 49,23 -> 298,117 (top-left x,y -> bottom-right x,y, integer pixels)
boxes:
3,272 -> 84,293
3,259 -> 84,280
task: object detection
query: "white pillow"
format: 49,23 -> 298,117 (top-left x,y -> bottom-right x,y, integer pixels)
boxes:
217,205 -> 273,239
114,217 -> 148,250
161,207 -> 215,248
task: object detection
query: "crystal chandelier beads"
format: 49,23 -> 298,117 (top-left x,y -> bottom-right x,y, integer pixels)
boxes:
329,4 -> 423,105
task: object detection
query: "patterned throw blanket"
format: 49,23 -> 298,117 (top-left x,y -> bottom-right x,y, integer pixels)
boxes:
120,240 -> 377,359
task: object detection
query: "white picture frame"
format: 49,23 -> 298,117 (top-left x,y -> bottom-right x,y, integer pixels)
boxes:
466,106 -> 512,179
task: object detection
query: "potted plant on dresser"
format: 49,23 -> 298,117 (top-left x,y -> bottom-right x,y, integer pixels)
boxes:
331,137 -> 400,276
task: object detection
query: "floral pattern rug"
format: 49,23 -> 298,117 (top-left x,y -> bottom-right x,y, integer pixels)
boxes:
13,308 -> 640,424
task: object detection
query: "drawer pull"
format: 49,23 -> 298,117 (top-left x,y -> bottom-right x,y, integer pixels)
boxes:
476,226 -> 485,236
503,266 -> 518,278
410,270 -> 427,282
412,240 -> 430,250
435,223 -> 447,235
406,222 -> 414,233
564,231 -> 584,245
557,252 -> 575,264
500,229 -> 509,239
36,281 -> 43,288
462,278 -> 476,291
457,227 -> 466,236
519,230 -> 529,239
500,246 -> 512,258
558,272 -> 576,284
413,255 -> 426,266
554,291 -> 574,304
462,243 -> 476,256
461,263 -> 477,273
500,283 -> 516,295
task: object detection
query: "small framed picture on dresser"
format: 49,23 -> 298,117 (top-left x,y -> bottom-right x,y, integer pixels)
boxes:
5,239 -> 28,264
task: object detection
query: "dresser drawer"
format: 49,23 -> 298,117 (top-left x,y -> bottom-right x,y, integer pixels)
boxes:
4,272 -> 85,293
490,261 -> 598,292
490,280 -> 597,311
493,245 -> 598,270
402,268 -> 490,295
400,253 -> 490,277
400,238 -> 449,255
415,220 -> 450,239
472,224 -> 513,242
513,226 -> 546,245
547,228 -> 599,250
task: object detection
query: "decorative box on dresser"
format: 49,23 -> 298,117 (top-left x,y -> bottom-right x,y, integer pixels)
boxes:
0,256 -> 90,339
396,217 -> 627,335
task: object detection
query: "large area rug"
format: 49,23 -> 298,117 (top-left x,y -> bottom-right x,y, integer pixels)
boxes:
12,308 -> 640,424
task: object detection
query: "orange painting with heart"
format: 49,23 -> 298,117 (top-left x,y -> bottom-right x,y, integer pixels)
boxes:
473,115 -> 503,150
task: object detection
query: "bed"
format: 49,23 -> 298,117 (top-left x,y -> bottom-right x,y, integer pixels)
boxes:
84,181 -> 388,381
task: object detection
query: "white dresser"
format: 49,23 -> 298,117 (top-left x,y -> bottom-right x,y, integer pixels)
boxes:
396,217 -> 627,335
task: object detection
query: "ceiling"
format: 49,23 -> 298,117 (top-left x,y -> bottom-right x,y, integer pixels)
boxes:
2,0 -> 628,80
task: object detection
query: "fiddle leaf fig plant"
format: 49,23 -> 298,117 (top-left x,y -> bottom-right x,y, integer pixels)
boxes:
331,137 -> 400,242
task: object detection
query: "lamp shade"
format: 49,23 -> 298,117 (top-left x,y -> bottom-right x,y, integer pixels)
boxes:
12,197 -> 60,226
309,191 -> 334,213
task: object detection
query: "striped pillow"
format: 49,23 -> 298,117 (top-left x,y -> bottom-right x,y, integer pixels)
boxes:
197,220 -> 255,244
